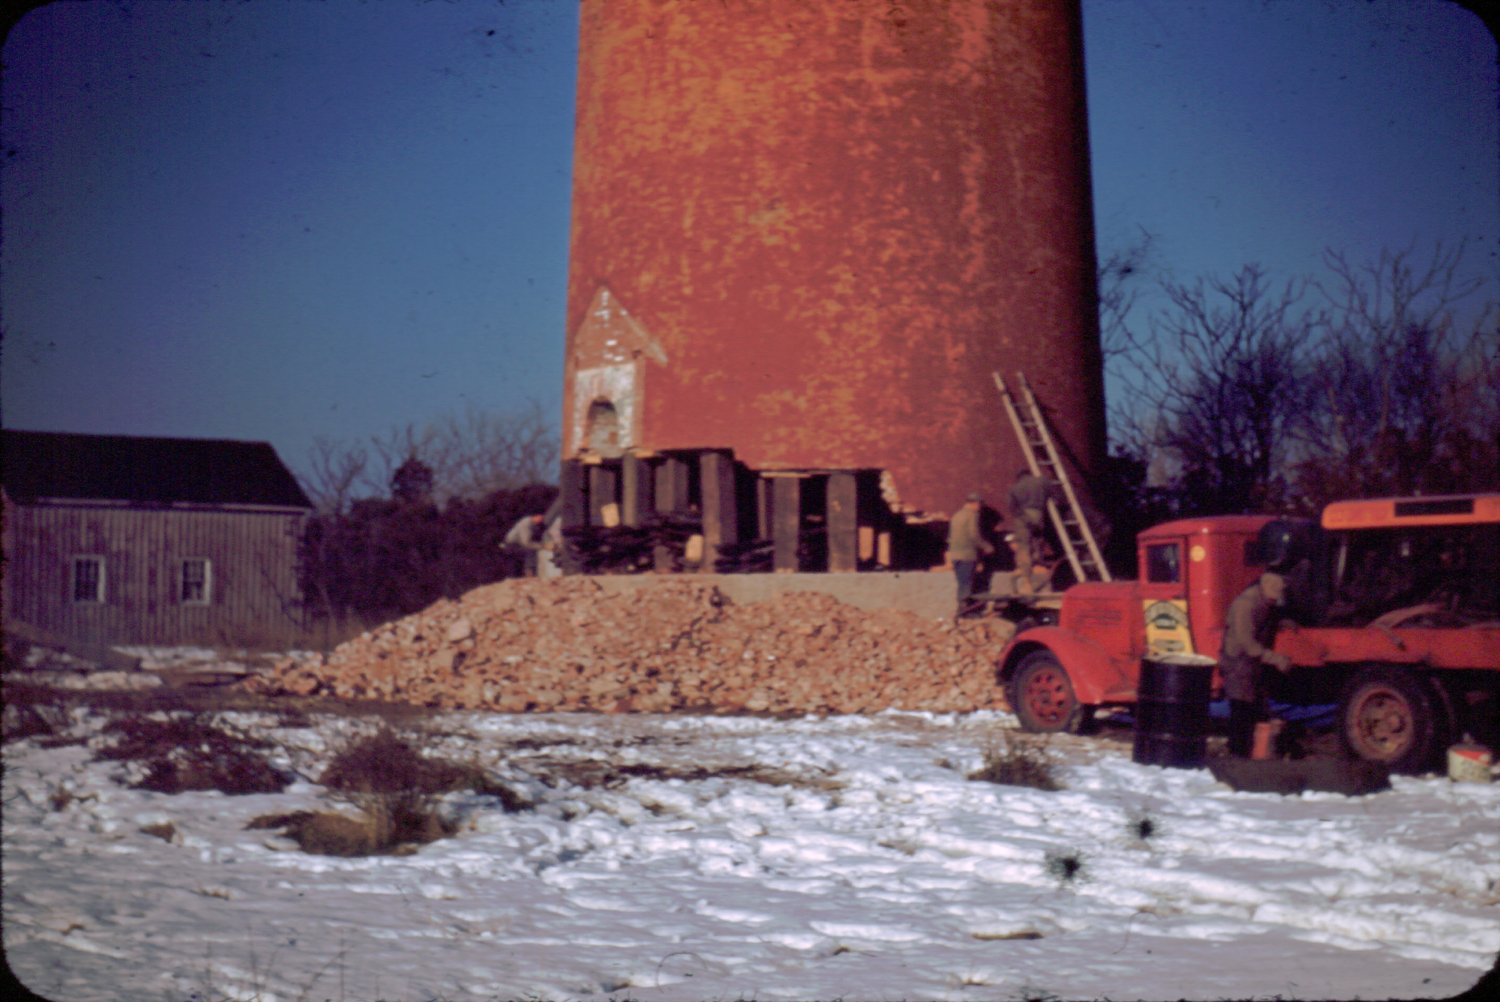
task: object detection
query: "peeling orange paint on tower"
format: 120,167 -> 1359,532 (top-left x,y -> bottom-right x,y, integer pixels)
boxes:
564,0 -> 1104,517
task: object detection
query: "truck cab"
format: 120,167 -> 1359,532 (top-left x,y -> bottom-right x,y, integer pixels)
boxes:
997,515 -> 1278,733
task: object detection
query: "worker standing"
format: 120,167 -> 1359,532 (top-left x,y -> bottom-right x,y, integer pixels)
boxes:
503,513 -> 550,577
1219,571 -> 1294,758
1008,468 -> 1062,594
947,492 -> 994,618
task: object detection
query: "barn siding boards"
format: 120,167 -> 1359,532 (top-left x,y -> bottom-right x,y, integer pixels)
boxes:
3,431 -> 312,650
3,500 -> 306,648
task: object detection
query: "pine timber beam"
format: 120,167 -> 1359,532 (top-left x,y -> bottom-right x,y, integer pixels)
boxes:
588,464 -> 618,526
826,471 -> 858,573
771,475 -> 802,573
700,451 -> 737,572
621,454 -> 650,527
558,460 -> 587,530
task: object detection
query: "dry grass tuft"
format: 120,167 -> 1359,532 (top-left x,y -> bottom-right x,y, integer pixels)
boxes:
967,731 -> 1063,791
249,728 -> 526,856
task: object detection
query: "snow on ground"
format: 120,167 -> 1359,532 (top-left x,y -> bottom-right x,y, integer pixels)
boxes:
4,705 -> 1498,1002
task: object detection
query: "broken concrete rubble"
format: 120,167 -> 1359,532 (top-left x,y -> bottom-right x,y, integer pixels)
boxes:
247,577 -> 1015,715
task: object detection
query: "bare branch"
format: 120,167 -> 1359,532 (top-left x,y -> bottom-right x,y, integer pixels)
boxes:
301,437 -> 374,515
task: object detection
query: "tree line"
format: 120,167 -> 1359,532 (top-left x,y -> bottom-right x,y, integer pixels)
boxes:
297,405 -> 557,625
1093,239 -> 1497,565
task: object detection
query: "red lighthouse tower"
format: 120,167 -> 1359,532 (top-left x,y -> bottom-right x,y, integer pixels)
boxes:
563,0 -> 1104,571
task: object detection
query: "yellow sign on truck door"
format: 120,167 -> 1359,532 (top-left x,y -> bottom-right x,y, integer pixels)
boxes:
1143,599 -> 1194,655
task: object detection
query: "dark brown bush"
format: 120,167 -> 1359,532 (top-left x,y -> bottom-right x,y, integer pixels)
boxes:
95,715 -> 289,795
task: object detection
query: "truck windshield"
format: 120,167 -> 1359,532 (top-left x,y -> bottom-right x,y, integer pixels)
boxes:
1327,523 -> 1500,626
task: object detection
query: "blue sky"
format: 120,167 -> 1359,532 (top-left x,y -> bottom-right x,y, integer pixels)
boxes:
2,0 -> 1495,487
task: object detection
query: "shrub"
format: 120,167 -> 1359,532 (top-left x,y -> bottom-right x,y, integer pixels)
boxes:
94,714 -> 289,795
967,731 -> 1063,791
316,728 -> 470,850
247,728 -> 530,857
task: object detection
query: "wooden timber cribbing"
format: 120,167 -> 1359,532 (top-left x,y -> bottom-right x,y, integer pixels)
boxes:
247,577 -> 1014,715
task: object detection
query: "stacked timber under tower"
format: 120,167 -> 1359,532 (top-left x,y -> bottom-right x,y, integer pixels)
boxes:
560,0 -> 1105,575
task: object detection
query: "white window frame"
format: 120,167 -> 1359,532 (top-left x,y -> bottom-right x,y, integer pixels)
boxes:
180,558 -> 212,605
72,556 -> 106,604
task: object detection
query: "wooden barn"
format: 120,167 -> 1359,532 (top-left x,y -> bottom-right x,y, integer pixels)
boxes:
2,430 -> 313,650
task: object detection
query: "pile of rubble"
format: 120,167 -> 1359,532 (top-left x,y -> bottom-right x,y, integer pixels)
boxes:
248,577 -> 1016,715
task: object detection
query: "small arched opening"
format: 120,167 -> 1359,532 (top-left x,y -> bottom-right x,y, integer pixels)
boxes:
585,399 -> 623,457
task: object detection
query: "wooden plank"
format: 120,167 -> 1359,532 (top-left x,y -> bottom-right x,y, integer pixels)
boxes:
588,464 -> 619,527
700,452 -> 737,572
826,471 -> 858,573
621,454 -> 650,528
772,476 -> 801,573
756,476 -> 771,541
558,460 -> 588,530
655,456 -> 689,514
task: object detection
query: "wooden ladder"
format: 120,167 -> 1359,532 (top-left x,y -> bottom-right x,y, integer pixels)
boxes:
993,371 -> 1111,584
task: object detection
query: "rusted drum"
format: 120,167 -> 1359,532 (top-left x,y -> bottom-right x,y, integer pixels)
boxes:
1133,654 -> 1217,769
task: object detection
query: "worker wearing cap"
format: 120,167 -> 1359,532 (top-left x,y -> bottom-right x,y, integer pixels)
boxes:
947,492 -> 994,618
1219,571 -> 1294,757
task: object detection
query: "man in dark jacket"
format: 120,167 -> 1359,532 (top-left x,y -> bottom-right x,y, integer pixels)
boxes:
1219,571 -> 1294,757
1008,469 -> 1062,593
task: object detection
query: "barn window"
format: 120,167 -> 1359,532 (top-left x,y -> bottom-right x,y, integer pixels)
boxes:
181,559 -> 212,604
72,557 -> 105,603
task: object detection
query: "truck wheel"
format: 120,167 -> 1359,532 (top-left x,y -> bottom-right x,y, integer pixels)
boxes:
1338,666 -> 1447,774
1010,651 -> 1085,734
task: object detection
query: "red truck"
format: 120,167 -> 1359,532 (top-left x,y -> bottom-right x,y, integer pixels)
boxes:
996,493 -> 1500,773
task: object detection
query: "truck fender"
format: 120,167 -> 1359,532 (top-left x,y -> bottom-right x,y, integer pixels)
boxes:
997,627 -> 1126,706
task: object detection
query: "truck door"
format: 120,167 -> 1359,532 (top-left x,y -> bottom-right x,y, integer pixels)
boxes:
1140,538 -> 1193,656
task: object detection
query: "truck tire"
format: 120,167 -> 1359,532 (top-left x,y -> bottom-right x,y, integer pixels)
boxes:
1010,651 -> 1085,734
1338,665 -> 1448,774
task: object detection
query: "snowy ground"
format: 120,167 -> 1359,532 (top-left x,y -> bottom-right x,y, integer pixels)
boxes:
4,698 -> 1498,1002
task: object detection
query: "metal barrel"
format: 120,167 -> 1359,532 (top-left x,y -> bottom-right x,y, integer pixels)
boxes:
1133,654 -> 1217,769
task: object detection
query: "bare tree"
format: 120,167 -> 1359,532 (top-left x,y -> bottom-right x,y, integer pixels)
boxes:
1097,229 -> 1156,365
302,436 -> 375,515
1110,264 -> 1323,514
1296,240 -> 1497,502
369,401 -> 556,504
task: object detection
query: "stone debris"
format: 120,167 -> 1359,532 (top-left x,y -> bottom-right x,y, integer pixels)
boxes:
247,577 -> 1016,715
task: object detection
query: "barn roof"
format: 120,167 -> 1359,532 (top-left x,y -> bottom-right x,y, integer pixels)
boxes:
1,430 -> 312,508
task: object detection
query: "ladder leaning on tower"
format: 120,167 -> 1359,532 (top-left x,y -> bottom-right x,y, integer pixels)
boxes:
992,371 -> 1111,586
